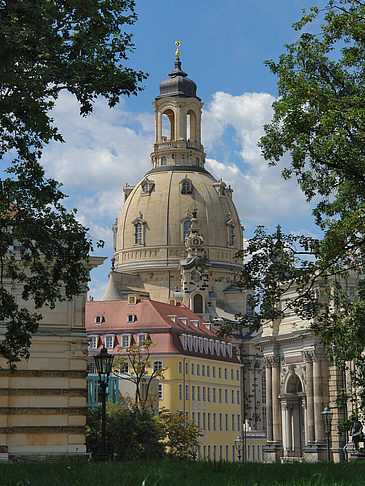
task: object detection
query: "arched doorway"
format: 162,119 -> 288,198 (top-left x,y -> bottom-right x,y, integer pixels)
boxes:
282,374 -> 305,458
193,293 -> 203,314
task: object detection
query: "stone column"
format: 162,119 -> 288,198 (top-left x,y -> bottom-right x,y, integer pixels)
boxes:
264,359 -> 273,441
272,356 -> 281,442
284,403 -> 292,455
156,112 -> 162,142
303,351 -> 315,443
313,355 -> 323,442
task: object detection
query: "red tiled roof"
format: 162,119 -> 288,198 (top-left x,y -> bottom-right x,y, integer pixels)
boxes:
86,298 -> 238,363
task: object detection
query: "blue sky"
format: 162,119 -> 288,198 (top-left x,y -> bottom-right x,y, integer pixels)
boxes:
42,0 -> 322,299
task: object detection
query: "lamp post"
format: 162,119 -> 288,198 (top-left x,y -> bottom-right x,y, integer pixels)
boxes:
234,435 -> 243,462
94,347 -> 114,461
321,405 -> 333,463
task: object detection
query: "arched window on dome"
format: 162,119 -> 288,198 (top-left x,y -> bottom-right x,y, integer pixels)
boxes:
135,223 -> 142,244
132,212 -> 146,246
193,293 -> 203,314
181,180 -> 192,194
180,177 -> 192,194
183,219 -> 192,238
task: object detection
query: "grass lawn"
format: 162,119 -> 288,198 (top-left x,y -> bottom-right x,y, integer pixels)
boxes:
1,460 -> 365,486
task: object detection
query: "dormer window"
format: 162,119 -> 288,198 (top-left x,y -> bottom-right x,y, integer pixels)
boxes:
121,334 -> 131,349
127,314 -> 136,323
221,341 -> 226,357
105,335 -> 114,349
227,343 -> 232,357
89,336 -> 98,349
215,340 -> 220,355
141,178 -> 154,195
137,333 -> 148,345
180,177 -> 192,194
188,334 -> 193,351
95,315 -> 104,325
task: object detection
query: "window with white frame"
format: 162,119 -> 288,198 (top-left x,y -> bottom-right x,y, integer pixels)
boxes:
197,364 -> 200,376
178,384 -> 183,400
193,336 -> 198,352
127,314 -> 136,323
104,335 -> 114,349
192,385 -> 195,401
185,361 -> 189,374
218,367 -> 222,379
120,361 -> 129,374
188,334 -> 193,351
231,368 -> 234,380
231,389 -> 235,403
178,361 -> 183,374
95,315 -> 104,324
121,334 -> 131,349
185,384 -> 189,400
199,337 -> 204,353
89,336 -> 98,349
215,341 -> 221,355
204,338 -> 209,353
209,339 -> 215,354
153,360 -> 163,372
202,364 -> 205,376
221,342 -> 226,357
224,368 -> 228,379
207,365 -> 210,377
158,383 -> 163,400
137,333 -> 147,345
181,334 -> 187,350
191,362 -> 195,375
237,390 -> 240,404
228,343 -> 232,357
225,389 -> 228,403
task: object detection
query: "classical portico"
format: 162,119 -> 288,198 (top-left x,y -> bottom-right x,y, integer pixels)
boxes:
261,328 -> 340,462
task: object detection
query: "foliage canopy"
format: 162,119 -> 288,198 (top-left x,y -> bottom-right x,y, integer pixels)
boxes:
0,0 -> 147,365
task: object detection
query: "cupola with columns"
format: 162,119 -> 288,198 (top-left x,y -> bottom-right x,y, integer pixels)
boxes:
151,41 -> 206,171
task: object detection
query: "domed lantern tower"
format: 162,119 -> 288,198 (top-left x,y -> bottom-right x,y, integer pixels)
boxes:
107,43 -> 247,320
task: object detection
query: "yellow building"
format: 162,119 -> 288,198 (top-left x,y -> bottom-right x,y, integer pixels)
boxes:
86,297 -> 243,461
0,256 -> 104,461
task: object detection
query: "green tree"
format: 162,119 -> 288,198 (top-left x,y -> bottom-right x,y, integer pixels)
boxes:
0,0 -> 147,365
114,338 -> 165,411
232,0 -> 365,410
86,401 -> 165,461
158,410 -> 202,460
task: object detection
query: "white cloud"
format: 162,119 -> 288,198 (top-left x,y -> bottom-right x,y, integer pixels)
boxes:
42,92 -> 154,193
203,92 -> 312,225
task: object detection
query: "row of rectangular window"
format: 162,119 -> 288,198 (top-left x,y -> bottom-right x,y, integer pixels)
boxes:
178,384 -> 240,404
181,335 -> 233,357
185,411 -> 241,433
89,333 -> 147,350
199,443 -> 264,462
178,361 -> 239,381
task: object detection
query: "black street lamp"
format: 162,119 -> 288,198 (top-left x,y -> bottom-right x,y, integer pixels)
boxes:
234,435 -> 243,462
94,347 -> 114,461
321,405 -> 333,463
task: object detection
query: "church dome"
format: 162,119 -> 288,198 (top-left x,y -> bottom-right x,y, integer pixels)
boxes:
158,60 -> 198,99
114,167 -> 243,274
109,49 -> 246,315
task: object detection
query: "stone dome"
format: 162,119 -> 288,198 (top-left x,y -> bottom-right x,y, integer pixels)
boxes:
114,166 -> 243,274
158,60 -> 198,99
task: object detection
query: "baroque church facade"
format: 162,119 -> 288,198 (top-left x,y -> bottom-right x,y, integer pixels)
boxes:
99,48 -> 349,462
